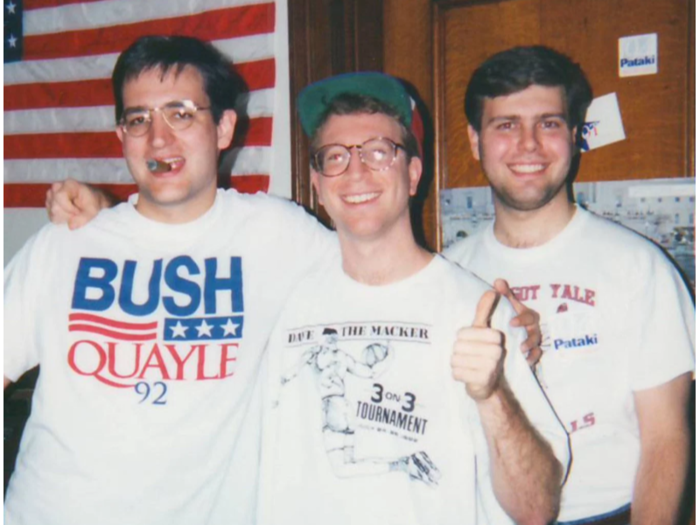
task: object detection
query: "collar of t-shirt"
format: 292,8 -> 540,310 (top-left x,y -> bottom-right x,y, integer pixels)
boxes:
484,205 -> 589,262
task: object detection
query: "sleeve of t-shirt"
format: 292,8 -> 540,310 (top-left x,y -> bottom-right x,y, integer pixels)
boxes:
442,237 -> 469,264
442,223 -> 492,269
4,227 -> 52,382
628,250 -> 695,391
250,194 -> 340,284
256,284 -> 312,525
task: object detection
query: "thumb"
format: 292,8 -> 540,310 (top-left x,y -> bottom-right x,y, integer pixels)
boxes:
493,278 -> 525,314
473,290 -> 499,328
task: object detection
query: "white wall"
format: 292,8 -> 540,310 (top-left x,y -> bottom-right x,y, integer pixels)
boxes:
4,208 -> 50,267
270,0 -> 292,199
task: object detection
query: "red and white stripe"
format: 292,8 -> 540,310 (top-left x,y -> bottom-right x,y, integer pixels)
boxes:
4,0 -> 277,207
68,312 -> 158,341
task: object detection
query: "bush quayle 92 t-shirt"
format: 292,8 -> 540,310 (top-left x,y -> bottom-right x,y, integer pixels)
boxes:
4,189 -> 337,525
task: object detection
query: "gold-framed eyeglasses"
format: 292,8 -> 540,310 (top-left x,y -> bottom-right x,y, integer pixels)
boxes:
119,100 -> 211,137
311,137 -> 406,177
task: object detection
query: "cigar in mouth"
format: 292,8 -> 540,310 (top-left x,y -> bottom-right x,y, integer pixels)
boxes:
146,159 -> 172,173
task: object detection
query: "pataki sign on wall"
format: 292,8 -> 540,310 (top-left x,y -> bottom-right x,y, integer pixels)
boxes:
618,33 -> 658,77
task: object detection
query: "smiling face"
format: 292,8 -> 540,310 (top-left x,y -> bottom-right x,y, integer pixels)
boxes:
468,84 -> 577,213
311,112 -> 422,243
116,66 -> 236,223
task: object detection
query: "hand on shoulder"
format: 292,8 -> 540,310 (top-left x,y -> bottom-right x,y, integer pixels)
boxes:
46,179 -> 115,229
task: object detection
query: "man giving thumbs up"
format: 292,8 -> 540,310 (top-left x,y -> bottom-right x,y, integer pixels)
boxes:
258,72 -> 569,525
453,288 -> 565,523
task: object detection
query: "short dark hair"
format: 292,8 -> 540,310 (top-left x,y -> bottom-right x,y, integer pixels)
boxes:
311,93 -> 420,160
465,46 -> 592,133
112,35 -> 238,124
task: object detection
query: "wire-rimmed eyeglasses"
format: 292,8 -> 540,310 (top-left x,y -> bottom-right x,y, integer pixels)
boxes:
311,137 -> 406,177
119,100 -> 211,137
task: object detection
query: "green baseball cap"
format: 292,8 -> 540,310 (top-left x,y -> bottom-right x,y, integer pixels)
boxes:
297,72 -> 413,137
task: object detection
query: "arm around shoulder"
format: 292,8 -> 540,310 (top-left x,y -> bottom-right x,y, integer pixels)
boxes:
46,178 -> 118,230
264,195 -> 338,271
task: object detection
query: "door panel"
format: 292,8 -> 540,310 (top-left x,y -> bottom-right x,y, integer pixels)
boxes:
384,0 -> 693,247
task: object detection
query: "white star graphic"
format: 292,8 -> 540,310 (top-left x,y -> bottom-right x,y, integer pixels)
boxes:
8,34 -> 17,48
196,320 -> 213,337
170,321 -> 188,338
221,318 -> 240,336
6,1 -> 16,15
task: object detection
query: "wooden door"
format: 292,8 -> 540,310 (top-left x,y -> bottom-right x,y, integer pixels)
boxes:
384,0 -> 694,249
288,0 -> 384,227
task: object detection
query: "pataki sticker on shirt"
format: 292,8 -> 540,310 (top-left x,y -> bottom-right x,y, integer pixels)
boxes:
548,311 -> 600,355
278,321 -> 442,487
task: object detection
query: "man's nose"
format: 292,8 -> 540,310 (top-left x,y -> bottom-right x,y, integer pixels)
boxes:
344,147 -> 371,179
518,125 -> 540,152
148,110 -> 175,148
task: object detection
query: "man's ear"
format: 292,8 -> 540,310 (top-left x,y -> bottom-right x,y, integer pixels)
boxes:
408,156 -> 423,197
217,109 -> 238,151
116,125 -> 125,144
311,169 -> 324,206
571,125 -> 579,153
467,124 -> 481,161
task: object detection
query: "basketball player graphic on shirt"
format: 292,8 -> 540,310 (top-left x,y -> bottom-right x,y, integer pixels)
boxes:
281,327 -> 441,486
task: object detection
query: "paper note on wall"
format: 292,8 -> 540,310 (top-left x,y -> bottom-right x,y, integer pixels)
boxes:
580,93 -> 626,152
619,33 -> 658,77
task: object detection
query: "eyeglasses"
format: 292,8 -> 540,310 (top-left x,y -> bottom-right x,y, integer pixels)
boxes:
119,100 -> 211,137
311,137 -> 406,177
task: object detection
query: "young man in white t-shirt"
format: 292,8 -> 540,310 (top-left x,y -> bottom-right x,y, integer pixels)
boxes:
444,46 -> 695,525
4,35 -> 336,525
257,72 -> 568,525
10,36 -> 547,525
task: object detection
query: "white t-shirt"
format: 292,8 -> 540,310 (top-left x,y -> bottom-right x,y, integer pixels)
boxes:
4,189 -> 337,525
444,207 -> 695,521
258,255 -> 568,525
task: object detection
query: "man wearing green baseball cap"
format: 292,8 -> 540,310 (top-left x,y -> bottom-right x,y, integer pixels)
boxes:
257,71 -> 568,525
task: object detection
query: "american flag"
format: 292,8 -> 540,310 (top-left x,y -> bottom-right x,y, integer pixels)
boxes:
4,0 -> 279,208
